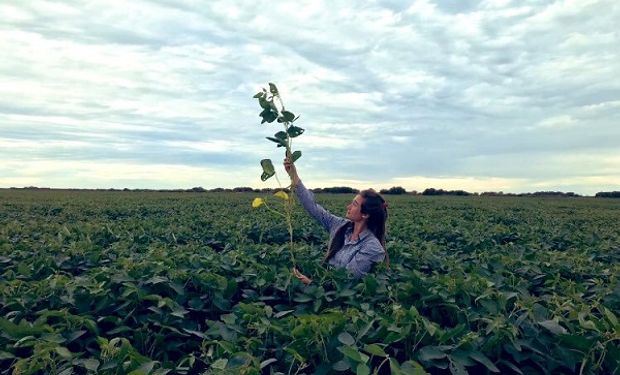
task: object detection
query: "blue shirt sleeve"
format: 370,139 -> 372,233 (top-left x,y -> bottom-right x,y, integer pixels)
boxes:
294,180 -> 347,232
344,240 -> 385,278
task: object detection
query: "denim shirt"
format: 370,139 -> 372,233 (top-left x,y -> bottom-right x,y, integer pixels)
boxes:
295,181 -> 385,278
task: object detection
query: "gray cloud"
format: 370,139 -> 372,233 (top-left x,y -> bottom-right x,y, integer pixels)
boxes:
0,0 -> 618,194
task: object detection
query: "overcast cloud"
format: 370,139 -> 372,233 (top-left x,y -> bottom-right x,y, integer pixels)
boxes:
1,0 -> 619,194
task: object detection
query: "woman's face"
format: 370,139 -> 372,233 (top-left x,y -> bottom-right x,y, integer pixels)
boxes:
346,194 -> 366,222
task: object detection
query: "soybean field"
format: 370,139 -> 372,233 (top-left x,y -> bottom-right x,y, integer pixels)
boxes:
0,190 -> 619,375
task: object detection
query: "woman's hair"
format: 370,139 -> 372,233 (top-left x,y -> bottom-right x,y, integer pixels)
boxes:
323,189 -> 390,267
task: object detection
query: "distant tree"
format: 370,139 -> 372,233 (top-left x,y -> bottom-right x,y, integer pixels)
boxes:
422,188 -> 472,196
422,188 -> 439,196
189,187 -> 206,192
232,187 -> 254,192
380,186 -> 407,195
319,187 -> 359,194
451,190 -> 471,196
595,191 -> 620,198
480,191 -> 500,196
529,191 -> 580,197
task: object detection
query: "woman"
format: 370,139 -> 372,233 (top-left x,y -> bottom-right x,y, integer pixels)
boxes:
284,158 -> 389,284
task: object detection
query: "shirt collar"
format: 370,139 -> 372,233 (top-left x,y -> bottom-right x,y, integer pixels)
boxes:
344,223 -> 372,244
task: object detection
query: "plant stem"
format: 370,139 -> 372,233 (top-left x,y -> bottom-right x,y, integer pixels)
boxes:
264,202 -> 286,218
275,92 -> 297,267
374,357 -> 390,374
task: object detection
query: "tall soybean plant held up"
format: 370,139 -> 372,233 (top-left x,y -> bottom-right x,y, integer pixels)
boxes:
251,83 -> 304,266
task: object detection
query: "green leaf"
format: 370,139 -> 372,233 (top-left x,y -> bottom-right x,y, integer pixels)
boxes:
211,358 -> 228,369
287,126 -> 305,138
259,97 -> 270,109
269,82 -> 279,94
448,358 -> 468,375
499,360 -> 523,375
253,92 -> 264,99
54,346 -> 72,359
42,333 -> 66,343
66,330 -> 87,343
604,341 -> 620,374
81,359 -> 100,371
284,348 -> 305,363
99,360 -> 121,371
578,317 -> 599,332
137,361 -> 157,375
274,310 -> 294,318
260,159 -> 275,181
337,332 -> 356,346
260,108 -> 278,123
418,346 -> 447,361
363,344 -> 387,357
602,306 -> 618,327
14,335 -> 37,348
338,345 -> 367,363
169,282 -> 185,295
260,358 -> 277,369
0,351 -> 15,360
469,351 -> 499,373
274,131 -> 288,140
558,334 -> 595,352
293,295 -> 312,303
440,324 -> 466,344
228,353 -> 253,368
401,361 -> 429,375
0,318 -> 49,339
389,358 -> 403,374
265,136 -> 286,147
281,110 -> 295,122
332,360 -> 350,371
539,319 -> 567,335
356,363 -> 371,375
182,329 -> 208,339
422,319 -> 437,337
449,351 -> 474,367
291,150 -> 302,162
107,325 -> 132,335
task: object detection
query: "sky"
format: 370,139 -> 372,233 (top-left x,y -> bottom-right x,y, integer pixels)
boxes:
1,0 -> 619,195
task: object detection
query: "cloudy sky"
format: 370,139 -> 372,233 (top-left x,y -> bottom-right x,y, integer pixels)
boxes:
1,0 -> 619,194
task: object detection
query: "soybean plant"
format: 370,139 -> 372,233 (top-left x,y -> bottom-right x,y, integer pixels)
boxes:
251,83 -> 304,266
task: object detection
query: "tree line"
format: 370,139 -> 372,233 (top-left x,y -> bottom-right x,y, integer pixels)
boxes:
7,186 -> 620,197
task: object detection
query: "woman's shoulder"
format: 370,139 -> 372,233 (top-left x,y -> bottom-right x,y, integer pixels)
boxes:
362,231 -> 384,253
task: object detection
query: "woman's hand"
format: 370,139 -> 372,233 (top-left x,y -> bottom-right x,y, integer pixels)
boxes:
283,157 -> 300,186
292,268 -> 312,285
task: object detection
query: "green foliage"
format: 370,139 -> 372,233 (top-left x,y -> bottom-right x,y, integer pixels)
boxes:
252,83 -> 305,267
252,82 -> 304,181
0,190 -> 619,374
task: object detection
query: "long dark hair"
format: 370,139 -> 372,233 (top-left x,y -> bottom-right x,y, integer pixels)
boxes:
323,189 -> 390,267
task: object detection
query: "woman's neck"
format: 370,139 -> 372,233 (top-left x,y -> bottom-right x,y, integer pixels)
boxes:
351,221 -> 367,241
